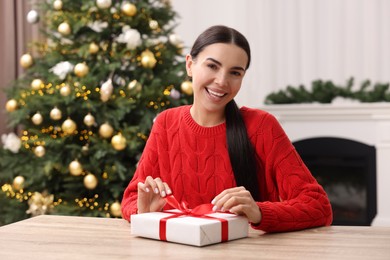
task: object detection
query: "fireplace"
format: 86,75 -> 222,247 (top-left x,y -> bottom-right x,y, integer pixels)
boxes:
293,137 -> 376,225
263,103 -> 390,226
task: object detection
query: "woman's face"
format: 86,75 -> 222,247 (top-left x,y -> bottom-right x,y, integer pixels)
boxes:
186,43 -> 248,115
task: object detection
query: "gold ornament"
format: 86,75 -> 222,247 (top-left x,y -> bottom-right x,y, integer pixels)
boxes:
34,145 -> 46,157
50,107 -> 62,120
31,79 -> 43,90
12,176 -> 25,190
58,22 -> 71,36
84,173 -> 98,190
26,191 -> 54,216
96,0 -> 112,9
74,63 -> 89,77
81,144 -> 89,155
20,53 -> 34,68
141,50 -> 157,69
111,133 -> 127,151
69,160 -> 83,176
181,81 -> 193,95
121,2 -> 137,16
110,201 -> 122,217
62,118 -> 77,134
128,80 -> 142,93
5,99 -> 18,112
53,0 -> 63,10
83,113 -> 95,127
60,84 -> 71,96
31,112 -> 43,125
149,20 -> 159,30
89,42 -> 99,54
99,123 -> 114,138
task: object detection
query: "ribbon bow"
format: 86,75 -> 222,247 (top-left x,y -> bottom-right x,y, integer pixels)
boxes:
159,195 -> 229,242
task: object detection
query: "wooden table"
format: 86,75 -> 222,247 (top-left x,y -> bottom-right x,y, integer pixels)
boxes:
0,215 -> 389,259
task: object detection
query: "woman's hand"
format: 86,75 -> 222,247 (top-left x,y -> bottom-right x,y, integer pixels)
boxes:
137,176 -> 172,214
211,186 -> 262,224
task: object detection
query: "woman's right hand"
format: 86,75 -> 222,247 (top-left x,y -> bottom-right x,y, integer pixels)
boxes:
137,176 -> 172,213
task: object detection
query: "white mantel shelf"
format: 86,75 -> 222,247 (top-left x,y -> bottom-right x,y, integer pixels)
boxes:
261,102 -> 390,227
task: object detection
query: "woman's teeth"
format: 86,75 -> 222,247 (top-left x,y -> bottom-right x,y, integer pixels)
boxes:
207,89 -> 225,97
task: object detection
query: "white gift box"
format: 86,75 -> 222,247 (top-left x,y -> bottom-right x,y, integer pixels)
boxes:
131,210 -> 249,247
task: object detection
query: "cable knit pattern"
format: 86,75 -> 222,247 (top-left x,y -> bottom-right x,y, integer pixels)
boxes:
121,105 -> 332,232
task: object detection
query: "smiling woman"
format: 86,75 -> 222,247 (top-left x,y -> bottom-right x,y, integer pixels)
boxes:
121,25 -> 333,233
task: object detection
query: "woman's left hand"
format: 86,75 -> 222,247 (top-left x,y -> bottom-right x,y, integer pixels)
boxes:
211,186 -> 262,225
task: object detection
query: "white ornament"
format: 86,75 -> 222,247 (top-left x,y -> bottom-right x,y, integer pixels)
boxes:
53,0 -> 63,10
100,79 -> 114,102
32,113 -> 43,125
96,0 -> 112,9
49,61 -> 74,80
88,20 -> 108,33
115,26 -> 142,50
1,132 -> 21,153
27,10 -> 39,24
169,34 -> 183,47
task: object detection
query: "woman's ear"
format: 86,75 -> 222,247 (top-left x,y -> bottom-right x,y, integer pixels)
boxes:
185,54 -> 193,77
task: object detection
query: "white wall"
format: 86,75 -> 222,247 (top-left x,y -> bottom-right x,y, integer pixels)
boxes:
171,0 -> 390,107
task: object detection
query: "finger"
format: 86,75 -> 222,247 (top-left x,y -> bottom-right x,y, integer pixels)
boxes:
137,181 -> 150,193
213,189 -> 251,212
144,176 -> 159,194
163,182 -> 172,195
153,177 -> 168,197
211,186 -> 245,205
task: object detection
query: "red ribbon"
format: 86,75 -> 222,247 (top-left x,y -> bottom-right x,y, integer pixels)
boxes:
159,195 -> 229,243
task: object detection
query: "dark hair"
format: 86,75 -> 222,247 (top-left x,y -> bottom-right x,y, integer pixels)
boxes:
190,25 -> 259,200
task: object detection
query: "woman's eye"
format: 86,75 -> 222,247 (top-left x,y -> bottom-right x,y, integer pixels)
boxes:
207,63 -> 218,70
231,71 -> 242,77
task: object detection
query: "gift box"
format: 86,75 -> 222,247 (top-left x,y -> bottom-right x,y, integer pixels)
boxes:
131,209 -> 249,247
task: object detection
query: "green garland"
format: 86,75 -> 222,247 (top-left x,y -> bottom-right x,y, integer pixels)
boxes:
264,77 -> 390,104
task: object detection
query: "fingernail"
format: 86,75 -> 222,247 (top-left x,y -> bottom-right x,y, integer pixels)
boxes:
145,187 -> 150,192
211,199 -> 216,205
161,191 -> 166,197
221,207 -> 225,212
212,205 -> 217,212
154,188 -> 159,194
166,189 -> 172,195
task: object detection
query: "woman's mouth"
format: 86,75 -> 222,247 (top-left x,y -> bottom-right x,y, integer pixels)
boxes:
206,88 -> 227,98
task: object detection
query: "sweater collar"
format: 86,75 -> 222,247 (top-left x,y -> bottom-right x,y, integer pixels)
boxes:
183,106 -> 226,136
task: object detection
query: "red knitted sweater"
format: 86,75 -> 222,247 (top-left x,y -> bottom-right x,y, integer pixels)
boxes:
121,105 -> 332,232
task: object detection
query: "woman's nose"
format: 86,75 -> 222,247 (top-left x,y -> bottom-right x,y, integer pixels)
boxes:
215,71 -> 228,86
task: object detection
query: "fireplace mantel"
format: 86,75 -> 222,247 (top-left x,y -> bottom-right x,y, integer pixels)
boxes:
262,103 -> 390,226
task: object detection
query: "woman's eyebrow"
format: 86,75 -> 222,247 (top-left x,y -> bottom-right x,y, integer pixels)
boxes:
206,57 -> 245,71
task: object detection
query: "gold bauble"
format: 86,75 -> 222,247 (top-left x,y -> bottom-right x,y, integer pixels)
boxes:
60,84 -> 71,96
74,63 -> 89,77
121,2 -> 137,16
111,133 -> 127,151
99,123 -> 114,138
84,173 -> 98,190
50,107 -> 62,121
34,145 -> 46,157
31,79 -> 43,90
5,99 -> 18,112
110,201 -> 122,217
12,176 -> 25,190
20,53 -> 34,68
128,80 -> 142,93
140,50 -> 157,69
181,81 -> 193,95
96,0 -> 112,9
83,113 -> 95,127
81,144 -> 89,155
149,20 -> 159,30
58,22 -> 71,36
53,0 -> 63,10
62,118 -> 77,134
31,112 -> 43,125
89,42 -> 99,54
69,160 -> 83,176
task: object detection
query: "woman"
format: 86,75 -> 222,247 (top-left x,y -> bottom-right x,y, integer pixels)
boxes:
121,25 -> 332,232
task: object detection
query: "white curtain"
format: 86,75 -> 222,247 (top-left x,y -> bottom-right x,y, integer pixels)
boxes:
171,0 -> 390,107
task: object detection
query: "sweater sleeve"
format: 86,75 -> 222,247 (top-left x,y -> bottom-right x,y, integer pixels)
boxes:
121,113 -> 164,221
251,112 -> 333,232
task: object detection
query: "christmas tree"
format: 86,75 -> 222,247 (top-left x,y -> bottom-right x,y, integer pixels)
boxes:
0,0 -> 193,226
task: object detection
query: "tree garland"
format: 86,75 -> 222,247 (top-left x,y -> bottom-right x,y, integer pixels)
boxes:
264,77 -> 390,104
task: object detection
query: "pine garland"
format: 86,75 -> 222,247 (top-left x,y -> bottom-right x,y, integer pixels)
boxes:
264,77 -> 390,104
